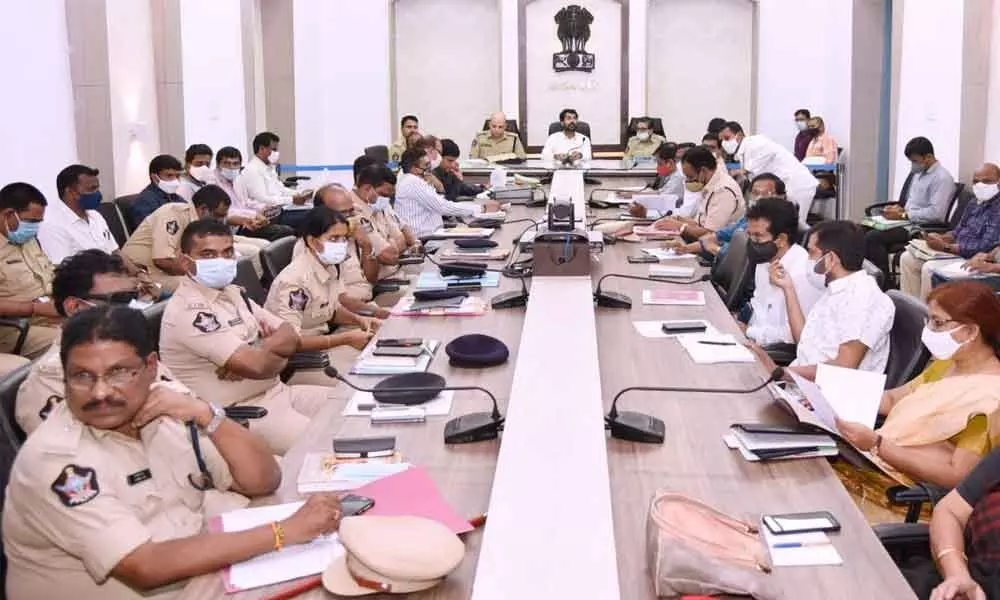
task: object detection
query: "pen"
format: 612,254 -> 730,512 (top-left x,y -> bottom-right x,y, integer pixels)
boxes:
262,575 -> 323,600
771,541 -> 833,549
697,340 -> 737,346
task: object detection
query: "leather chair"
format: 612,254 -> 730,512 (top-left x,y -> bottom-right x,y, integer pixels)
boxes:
710,231 -> 753,312
625,117 -> 666,138
0,318 -> 31,355
364,145 -> 390,164
481,119 -> 521,137
884,290 -> 931,390
547,121 -> 592,140
114,194 -> 141,234
233,256 -> 268,306
0,361 -> 31,589
260,236 -> 296,287
143,301 -> 166,353
96,202 -> 129,247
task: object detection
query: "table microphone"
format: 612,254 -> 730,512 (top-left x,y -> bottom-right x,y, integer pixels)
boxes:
423,250 -> 529,309
606,368 -> 785,443
594,273 -> 711,309
323,366 -> 504,444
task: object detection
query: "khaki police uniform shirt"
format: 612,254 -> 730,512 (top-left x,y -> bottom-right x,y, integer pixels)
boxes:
264,250 -> 343,336
469,131 -> 526,160
292,239 -> 372,301
121,202 -> 200,283
698,166 -> 745,232
3,402 -> 234,600
0,236 -> 53,302
389,138 -> 407,164
351,191 -> 406,280
623,134 -> 666,160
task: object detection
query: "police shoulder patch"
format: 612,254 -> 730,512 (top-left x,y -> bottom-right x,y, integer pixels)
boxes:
192,311 -> 221,333
51,464 -> 99,507
39,395 -> 62,421
166,220 -> 179,235
288,288 -> 309,311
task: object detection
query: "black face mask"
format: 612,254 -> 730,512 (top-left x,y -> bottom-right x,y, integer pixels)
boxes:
748,240 -> 779,264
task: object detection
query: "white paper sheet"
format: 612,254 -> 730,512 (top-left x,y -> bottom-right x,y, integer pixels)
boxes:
631,320 -> 719,339
634,194 -> 673,214
786,371 -> 840,433
814,364 -> 885,429
649,264 -> 695,278
342,390 -> 454,417
761,527 -> 843,567
677,334 -> 755,364
641,248 -> 689,261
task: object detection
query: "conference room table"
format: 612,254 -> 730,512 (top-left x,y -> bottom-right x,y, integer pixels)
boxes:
179,199 -> 915,599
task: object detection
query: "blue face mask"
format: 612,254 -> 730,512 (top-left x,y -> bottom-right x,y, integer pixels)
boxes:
7,215 -> 39,245
80,191 -> 102,211
190,257 -> 237,289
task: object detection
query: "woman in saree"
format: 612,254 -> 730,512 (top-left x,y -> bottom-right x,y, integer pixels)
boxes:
833,280 -> 1000,524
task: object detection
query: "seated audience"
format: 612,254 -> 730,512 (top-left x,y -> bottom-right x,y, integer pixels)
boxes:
213,146 -> 294,242
176,143 -> 215,202
865,136 -> 956,282
129,154 -> 185,226
653,145 -> 744,241
0,183 -> 60,359
624,117 -> 665,160
265,207 -> 382,386
675,141 -> 696,162
793,108 -> 812,161
629,143 -> 686,219
390,114 -> 420,163
751,220 -> 895,380
701,132 -> 722,157
159,219 -> 334,454
830,281 -> 1000,524
38,164 -> 118,263
3,304 -> 343,599
706,117 -> 727,136
394,148 -> 500,237
435,139 -> 485,201
470,112 -> 526,160
541,108 -> 593,164
234,131 -> 312,219
804,116 -> 838,164
122,185 -> 231,294
416,136 -> 447,194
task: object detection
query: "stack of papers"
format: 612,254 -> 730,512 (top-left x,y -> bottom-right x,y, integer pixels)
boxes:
634,194 -> 679,215
907,239 -> 954,261
641,289 -> 706,306
677,333 -> 755,364
297,452 -> 409,493
342,390 -> 455,418
416,271 -> 501,289
649,264 -> 696,279
861,215 -> 910,231
724,426 -> 838,462
350,340 -> 440,375
440,248 -> 511,261
633,224 -> 678,239
430,227 -> 494,238
641,248 -> 688,261
390,295 -> 488,317
774,365 -> 885,435
599,193 -> 636,206
932,260 -> 982,279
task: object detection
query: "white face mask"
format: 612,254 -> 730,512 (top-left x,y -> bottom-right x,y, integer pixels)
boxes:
722,138 -> 740,155
429,155 -> 442,170
795,120 -> 808,132
191,257 -> 237,289
319,241 -> 349,266
189,165 -> 213,182
806,258 -> 828,290
220,167 -> 241,182
921,324 -> 967,360
637,131 -> 651,142
157,178 -> 181,195
373,196 -> 391,211
127,298 -> 154,311
267,150 -> 280,165
973,182 -> 999,202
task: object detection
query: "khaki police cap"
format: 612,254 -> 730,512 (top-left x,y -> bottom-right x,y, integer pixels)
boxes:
323,516 -> 465,596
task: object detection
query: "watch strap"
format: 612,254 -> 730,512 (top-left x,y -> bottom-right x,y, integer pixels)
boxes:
204,403 -> 226,434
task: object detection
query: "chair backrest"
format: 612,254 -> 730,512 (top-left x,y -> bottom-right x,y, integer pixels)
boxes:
862,259 -> 885,289
260,236 -> 296,286
96,202 -> 129,247
884,290 -> 931,389
625,117 -> 666,138
0,361 -> 31,592
481,119 -> 521,137
547,121 -> 592,139
946,184 -> 971,230
897,171 -> 916,206
234,256 -> 268,306
711,230 -> 753,311
364,145 -> 390,163
143,301 -> 166,353
114,194 -> 141,234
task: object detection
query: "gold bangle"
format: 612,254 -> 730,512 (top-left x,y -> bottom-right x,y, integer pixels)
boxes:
935,547 -> 966,562
271,521 -> 285,552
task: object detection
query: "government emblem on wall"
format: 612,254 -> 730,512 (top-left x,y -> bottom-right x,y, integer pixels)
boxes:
553,5 -> 595,72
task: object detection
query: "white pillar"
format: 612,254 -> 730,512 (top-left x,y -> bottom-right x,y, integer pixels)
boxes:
500,0 -> 519,120
628,0 -> 647,118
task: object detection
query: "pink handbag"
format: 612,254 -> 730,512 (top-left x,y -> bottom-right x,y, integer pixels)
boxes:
646,491 -> 779,599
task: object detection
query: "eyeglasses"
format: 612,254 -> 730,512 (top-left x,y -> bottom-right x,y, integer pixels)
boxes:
67,364 -> 145,392
926,317 -> 959,332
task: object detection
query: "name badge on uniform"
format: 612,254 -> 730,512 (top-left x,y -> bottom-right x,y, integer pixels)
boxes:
127,469 -> 153,486
228,317 -> 243,326
5,259 -> 22,265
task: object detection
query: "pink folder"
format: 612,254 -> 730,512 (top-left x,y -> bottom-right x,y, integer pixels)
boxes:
352,466 -> 474,534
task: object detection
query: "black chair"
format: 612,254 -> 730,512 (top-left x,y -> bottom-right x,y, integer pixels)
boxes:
884,290 -> 931,390
0,318 -> 31,355
481,119 -> 521,137
710,231 -> 753,312
0,361 -> 31,590
114,194 -> 141,234
96,202 -> 129,247
260,236 -> 296,287
142,301 -> 166,353
364,145 -> 390,163
624,117 -> 666,138
234,257 -> 268,306
547,121 -> 592,140
862,259 -> 886,289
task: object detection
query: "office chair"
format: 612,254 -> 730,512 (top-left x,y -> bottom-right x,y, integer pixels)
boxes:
364,145 -> 390,164
883,290 -> 931,390
96,202 -> 129,247
114,194 -> 141,234
260,236 -> 296,287
862,259 -> 886,289
0,319 -> 31,356
233,256 -> 268,306
547,121 -> 592,140
481,119 -> 521,137
710,231 -> 753,312
624,117 -> 666,138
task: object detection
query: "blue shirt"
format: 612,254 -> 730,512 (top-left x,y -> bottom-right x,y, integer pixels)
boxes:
706,216 -> 749,261
131,184 -> 185,227
953,194 -> 1000,258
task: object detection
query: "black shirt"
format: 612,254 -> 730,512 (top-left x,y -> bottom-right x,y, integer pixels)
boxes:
433,167 -> 484,202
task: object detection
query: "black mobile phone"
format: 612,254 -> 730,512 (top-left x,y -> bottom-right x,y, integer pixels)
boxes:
762,511 -> 841,535
627,255 -> 659,264
224,406 -> 268,420
372,346 -> 424,357
661,321 -> 708,334
341,494 -> 375,516
376,338 -> 424,348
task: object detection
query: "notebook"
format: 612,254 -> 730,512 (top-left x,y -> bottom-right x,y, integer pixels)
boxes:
296,452 -> 408,493
861,215 -> 910,231
762,528 -> 843,567
641,289 -> 706,306
350,340 -> 440,375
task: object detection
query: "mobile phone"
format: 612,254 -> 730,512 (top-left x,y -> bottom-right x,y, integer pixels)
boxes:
372,346 -> 424,357
628,255 -> 659,264
224,406 -> 268,420
661,321 -> 708,334
376,338 -> 424,348
341,494 -> 375,516
762,511 -> 841,535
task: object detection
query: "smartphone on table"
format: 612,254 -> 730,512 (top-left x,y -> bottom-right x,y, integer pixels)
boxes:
341,495 -> 375,517
661,321 -> 708,334
762,511 -> 840,535
627,255 -> 659,264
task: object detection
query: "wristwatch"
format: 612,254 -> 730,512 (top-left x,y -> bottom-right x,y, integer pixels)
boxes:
204,402 -> 226,434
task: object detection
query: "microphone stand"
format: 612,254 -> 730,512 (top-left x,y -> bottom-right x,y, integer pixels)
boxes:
324,367 -> 504,444
423,251 -> 529,309
593,273 -> 711,309
606,368 -> 784,443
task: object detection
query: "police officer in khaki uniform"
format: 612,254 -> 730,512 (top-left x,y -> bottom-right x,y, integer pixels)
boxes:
470,112 -> 527,160
389,114 -> 420,163
312,184 -> 379,301
122,185 -> 231,293
266,207 -> 382,386
3,305 -> 342,600
623,117 -> 666,160
0,182 -> 60,358
159,219 -> 333,454
351,164 -> 421,278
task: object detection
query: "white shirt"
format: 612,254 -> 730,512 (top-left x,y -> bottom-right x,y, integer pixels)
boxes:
234,156 -> 296,207
393,173 -> 482,237
214,169 -> 261,220
746,245 -> 824,345
540,131 -> 593,163
37,197 -> 119,264
792,270 -> 895,374
735,135 -> 817,195
176,172 -> 216,203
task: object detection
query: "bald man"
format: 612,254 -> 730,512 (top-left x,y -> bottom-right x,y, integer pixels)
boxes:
470,113 -> 526,160
899,162 -> 1000,299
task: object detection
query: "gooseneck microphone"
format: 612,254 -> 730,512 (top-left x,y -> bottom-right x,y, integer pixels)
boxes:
423,249 -> 529,310
324,366 -> 504,444
593,273 -> 711,309
606,368 -> 785,444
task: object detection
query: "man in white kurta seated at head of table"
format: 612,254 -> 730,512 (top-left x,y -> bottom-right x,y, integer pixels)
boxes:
541,108 -> 593,166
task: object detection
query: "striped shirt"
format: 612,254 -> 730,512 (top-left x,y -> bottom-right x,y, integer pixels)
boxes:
394,173 -> 482,237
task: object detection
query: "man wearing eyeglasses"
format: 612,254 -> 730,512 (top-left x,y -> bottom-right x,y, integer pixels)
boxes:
3,305 -> 343,599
